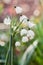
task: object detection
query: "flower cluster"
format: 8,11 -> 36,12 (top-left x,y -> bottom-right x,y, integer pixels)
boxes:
3,6 -> 38,48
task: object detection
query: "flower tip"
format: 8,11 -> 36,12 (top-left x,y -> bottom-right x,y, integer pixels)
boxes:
14,6 -> 16,8
33,40 -> 39,47
22,36 -> 28,43
15,6 -> 23,14
27,19 -> 29,21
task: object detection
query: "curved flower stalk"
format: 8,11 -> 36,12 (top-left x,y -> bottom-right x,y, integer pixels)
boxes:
19,40 -> 38,65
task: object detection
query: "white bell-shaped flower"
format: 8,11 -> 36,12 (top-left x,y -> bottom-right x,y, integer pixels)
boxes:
3,16 -> 11,25
15,6 -> 23,14
27,30 -> 35,40
27,21 -> 36,28
15,41 -> 21,47
20,15 -> 27,22
22,36 -> 28,42
20,29 -> 27,36
33,40 -> 39,48
0,41 -> 5,46
22,19 -> 28,26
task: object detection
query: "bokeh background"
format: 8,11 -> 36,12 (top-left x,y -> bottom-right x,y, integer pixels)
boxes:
0,0 -> 43,22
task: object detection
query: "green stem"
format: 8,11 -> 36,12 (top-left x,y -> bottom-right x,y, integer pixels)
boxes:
5,42 -> 10,65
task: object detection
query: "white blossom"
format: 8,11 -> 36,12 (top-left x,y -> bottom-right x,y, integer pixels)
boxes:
27,21 -> 36,28
15,6 -> 23,14
1,34 -> 8,42
33,9 -> 40,17
22,36 -> 28,42
22,19 -> 28,26
33,40 -> 39,48
21,20 -> 28,28
15,41 -> 21,47
20,29 -> 27,36
3,16 -> 11,25
0,41 -> 5,46
20,15 -> 28,22
27,30 -> 35,40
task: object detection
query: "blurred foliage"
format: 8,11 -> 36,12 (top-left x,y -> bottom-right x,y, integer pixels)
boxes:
0,3 -> 4,15
29,19 -> 43,65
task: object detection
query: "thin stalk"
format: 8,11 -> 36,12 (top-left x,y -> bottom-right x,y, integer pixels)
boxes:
5,41 -> 11,65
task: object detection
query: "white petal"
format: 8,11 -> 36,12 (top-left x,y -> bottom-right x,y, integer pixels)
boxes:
3,16 -> 11,25
22,19 -> 28,25
15,6 -> 22,14
20,15 -> 27,22
27,30 -> 35,40
22,36 -> 28,42
15,41 -> 21,47
20,29 -> 27,36
0,41 -> 5,46
33,40 -> 39,47
27,21 -> 36,28
21,19 -> 28,27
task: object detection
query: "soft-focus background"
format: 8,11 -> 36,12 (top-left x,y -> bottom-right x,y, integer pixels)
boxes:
0,0 -> 43,22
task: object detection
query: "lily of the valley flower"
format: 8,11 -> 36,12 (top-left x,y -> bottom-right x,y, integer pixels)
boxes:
0,40 -> 5,46
3,16 -> 11,25
20,15 -> 28,27
27,30 -> 35,40
22,36 -> 28,43
15,6 -> 23,14
20,15 -> 28,22
15,41 -> 21,47
20,29 -> 27,36
27,21 -> 36,28
22,19 -> 28,27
